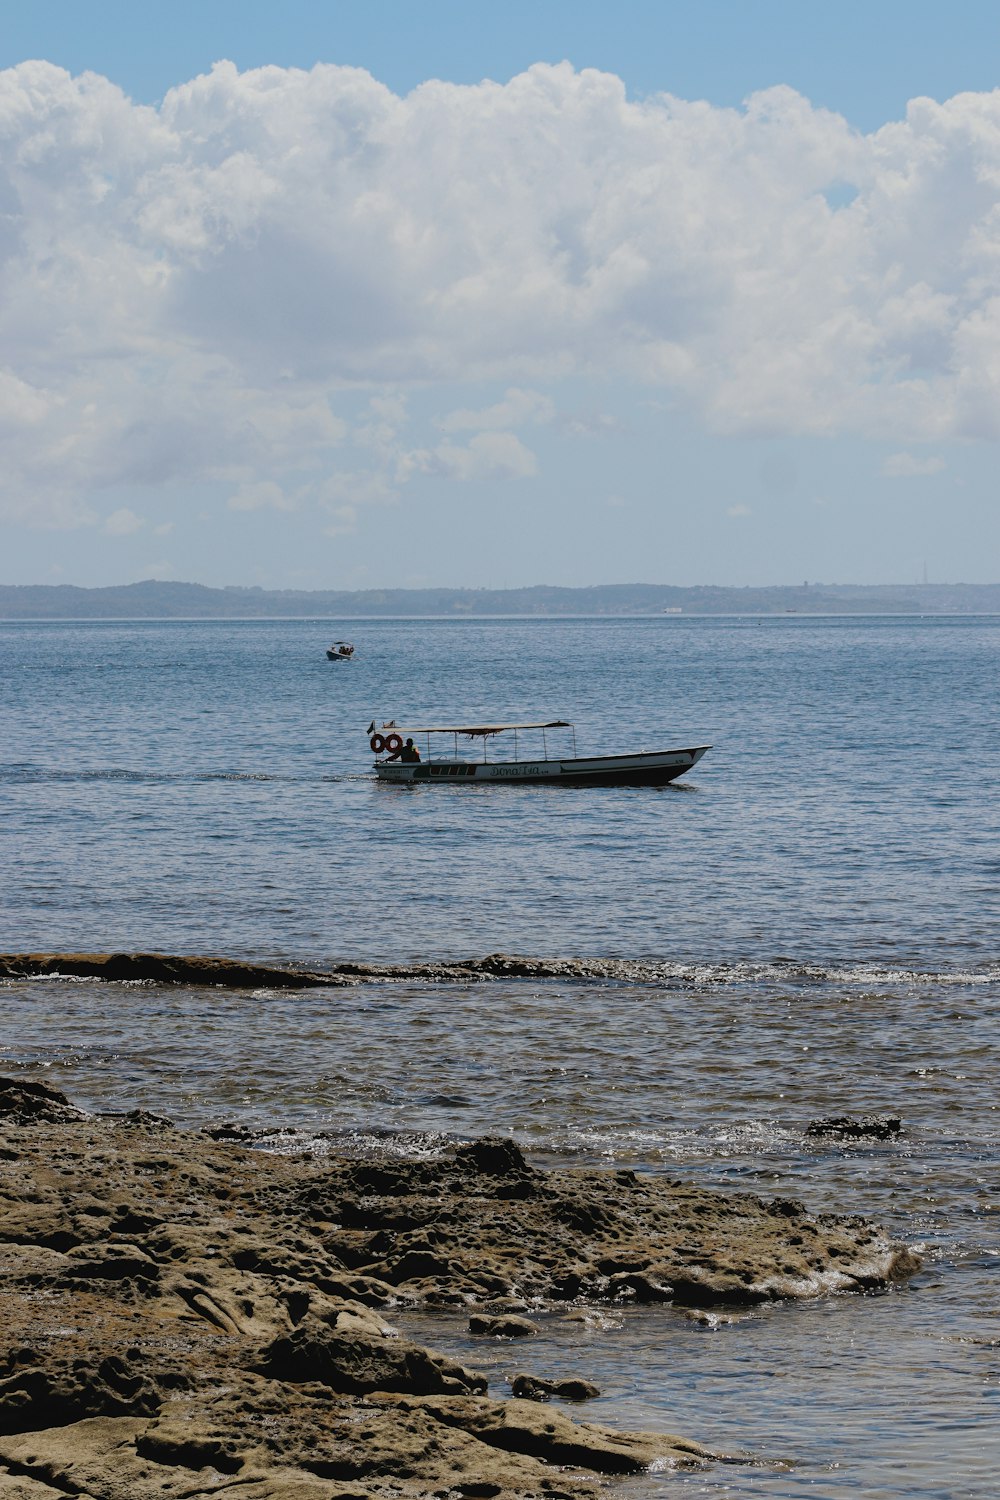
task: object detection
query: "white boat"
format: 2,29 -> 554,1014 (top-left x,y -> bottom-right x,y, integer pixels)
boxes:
367,719 -> 711,787
327,641 -> 355,661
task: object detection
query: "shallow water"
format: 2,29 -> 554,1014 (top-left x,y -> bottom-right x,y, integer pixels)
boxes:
2,967 -> 997,1495
1,616 -> 999,1493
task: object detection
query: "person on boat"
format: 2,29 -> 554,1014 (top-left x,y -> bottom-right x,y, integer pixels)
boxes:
394,736 -> 420,763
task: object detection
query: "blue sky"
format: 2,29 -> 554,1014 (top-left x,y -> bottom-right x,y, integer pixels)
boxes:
6,1 -> 1000,130
2,2 -> 1000,589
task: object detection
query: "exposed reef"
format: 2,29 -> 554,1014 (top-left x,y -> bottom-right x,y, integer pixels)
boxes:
806,1114 -> 903,1140
0,1077 -> 920,1498
0,950 -> 690,988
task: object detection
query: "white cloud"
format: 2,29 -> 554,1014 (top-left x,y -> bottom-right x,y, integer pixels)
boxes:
103,506 -> 144,535
401,431 -> 538,483
727,503 -> 753,517
227,480 -> 295,511
318,470 -> 395,508
882,452 -> 946,477
558,410 -> 620,437
3,59 -> 1000,531
0,371 -> 49,427
355,394 -> 408,457
324,504 -> 358,537
437,388 -> 555,432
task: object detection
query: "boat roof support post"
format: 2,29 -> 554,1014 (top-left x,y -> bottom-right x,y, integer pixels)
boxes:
542,727 -> 547,758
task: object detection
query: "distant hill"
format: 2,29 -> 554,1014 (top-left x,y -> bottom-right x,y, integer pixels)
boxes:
2,579 -> 1000,619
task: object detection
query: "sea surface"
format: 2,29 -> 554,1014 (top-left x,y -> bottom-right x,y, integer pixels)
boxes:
1,615 -> 998,1496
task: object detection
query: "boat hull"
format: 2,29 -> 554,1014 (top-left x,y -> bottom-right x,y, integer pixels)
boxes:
374,745 -> 710,787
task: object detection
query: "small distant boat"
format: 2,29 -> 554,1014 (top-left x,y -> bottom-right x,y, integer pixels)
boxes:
366,719 -> 711,787
326,642 -> 355,661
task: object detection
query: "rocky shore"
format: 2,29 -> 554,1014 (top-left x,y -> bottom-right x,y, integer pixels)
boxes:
0,1076 -> 921,1499
0,950 -> 721,988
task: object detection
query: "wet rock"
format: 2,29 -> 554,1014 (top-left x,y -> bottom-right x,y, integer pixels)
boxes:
0,951 -> 334,989
555,1378 -> 602,1401
604,1267 -> 675,1302
680,1307 -> 749,1328
511,1373 -> 600,1401
0,1077 -> 85,1125
0,1083 -> 920,1497
469,1313 -> 539,1339
453,1137 -> 533,1178
302,1148 -> 919,1309
103,1108 -> 175,1131
807,1114 -> 902,1140
392,1393 -> 718,1475
0,947 -> 709,990
204,1121 -> 264,1142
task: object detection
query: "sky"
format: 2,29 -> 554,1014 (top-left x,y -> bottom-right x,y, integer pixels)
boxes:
2,0 -> 1000,590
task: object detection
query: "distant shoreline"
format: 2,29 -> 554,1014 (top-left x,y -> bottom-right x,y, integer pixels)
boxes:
3,578 -> 1000,619
5,611 -> 1000,623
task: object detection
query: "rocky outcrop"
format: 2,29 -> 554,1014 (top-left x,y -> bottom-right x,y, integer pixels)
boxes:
291,1139 -> 919,1308
0,949 -> 701,988
0,1078 -> 920,1497
470,1314 -> 540,1339
0,951 -> 334,988
511,1374 -> 601,1402
807,1114 -> 903,1140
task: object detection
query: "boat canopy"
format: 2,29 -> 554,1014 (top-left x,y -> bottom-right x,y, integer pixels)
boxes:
380,719 -> 572,738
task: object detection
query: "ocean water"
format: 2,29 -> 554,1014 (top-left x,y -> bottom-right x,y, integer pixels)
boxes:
1,615 -> 998,1495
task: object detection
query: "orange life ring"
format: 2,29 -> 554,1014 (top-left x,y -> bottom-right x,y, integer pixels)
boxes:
385,733 -> 403,755
370,734 -> 386,754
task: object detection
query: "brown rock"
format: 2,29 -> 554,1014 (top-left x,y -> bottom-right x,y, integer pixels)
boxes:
0,1077 -> 85,1125
387,1393 -> 718,1474
0,1078 -> 920,1497
469,1314 -> 539,1339
257,1318 -> 486,1395
511,1374 -> 600,1402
